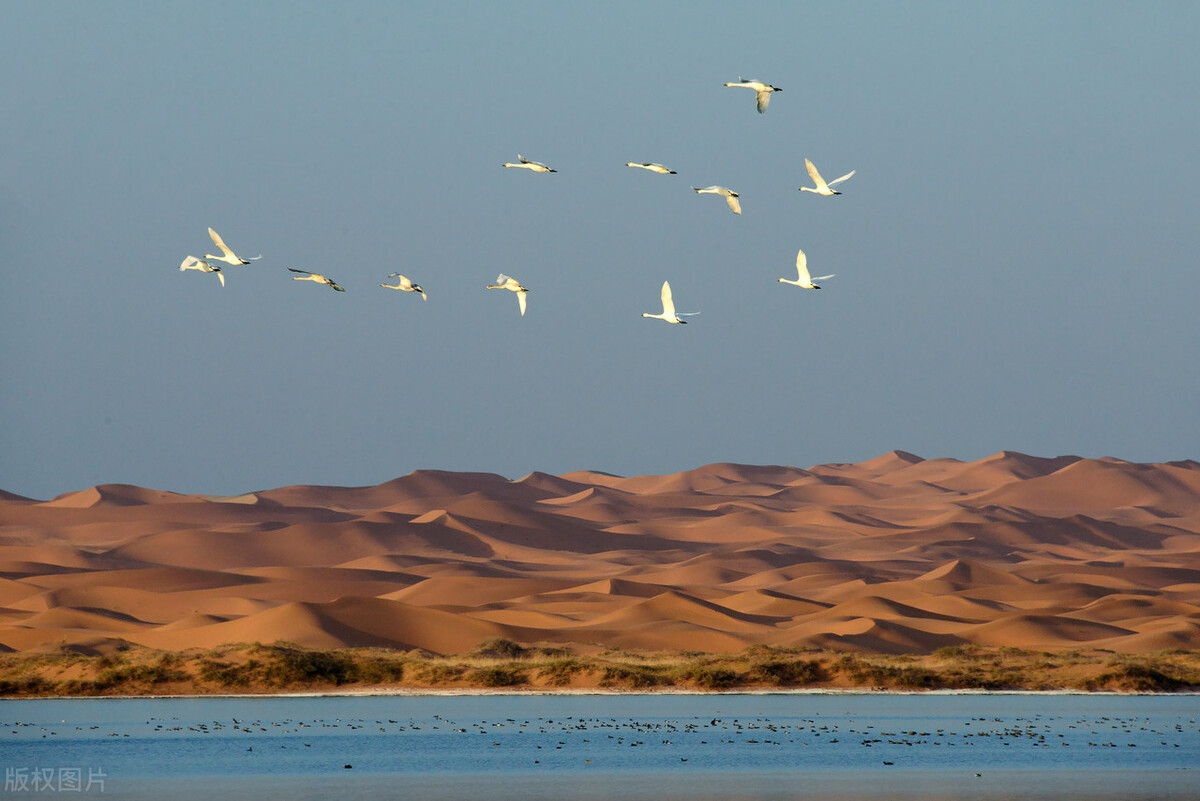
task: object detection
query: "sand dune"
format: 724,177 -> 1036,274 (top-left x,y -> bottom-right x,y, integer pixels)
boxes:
382,577 -> 580,608
2,452 -> 1199,654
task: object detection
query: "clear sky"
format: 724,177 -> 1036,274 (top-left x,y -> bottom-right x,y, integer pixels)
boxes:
2,2 -> 1197,500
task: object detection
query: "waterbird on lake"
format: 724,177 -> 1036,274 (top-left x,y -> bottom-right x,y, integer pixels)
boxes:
381,273 -> 426,300
179,256 -> 224,287
205,227 -> 262,265
503,154 -> 556,173
724,77 -> 782,113
799,158 -> 855,195
626,162 -> 676,174
779,247 -> 835,289
288,268 -> 345,291
642,280 -> 699,324
692,185 -> 741,215
487,273 -> 529,316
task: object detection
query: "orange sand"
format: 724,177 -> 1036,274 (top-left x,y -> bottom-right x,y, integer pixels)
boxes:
2,452 -> 1199,656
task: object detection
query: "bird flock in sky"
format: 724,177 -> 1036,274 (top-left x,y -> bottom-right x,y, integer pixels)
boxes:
179,77 -> 854,323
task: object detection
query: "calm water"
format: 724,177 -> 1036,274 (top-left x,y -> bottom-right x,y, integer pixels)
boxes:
2,692 -> 1197,800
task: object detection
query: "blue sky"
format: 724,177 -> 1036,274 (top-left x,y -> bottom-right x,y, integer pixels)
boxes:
2,2 -> 1197,499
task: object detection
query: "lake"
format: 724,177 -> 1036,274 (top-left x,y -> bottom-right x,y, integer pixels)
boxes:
3,692 -> 1197,800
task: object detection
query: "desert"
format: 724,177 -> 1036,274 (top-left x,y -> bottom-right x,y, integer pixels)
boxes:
3,451 -> 1200,694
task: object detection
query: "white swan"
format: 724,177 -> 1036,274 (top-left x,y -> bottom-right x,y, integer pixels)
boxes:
779,247 -> 835,289
205,227 -> 262,265
626,162 -> 676,174
799,158 -> 855,195
288,268 -> 345,292
179,256 -> 224,287
724,77 -> 782,113
692,185 -> 741,215
642,281 -> 699,324
381,273 -> 426,300
502,154 -> 556,173
486,273 -> 529,316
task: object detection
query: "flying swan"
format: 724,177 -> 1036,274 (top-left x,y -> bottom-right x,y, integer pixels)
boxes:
799,158 -> 855,195
626,162 -> 676,174
779,247 -> 835,289
381,273 -> 426,300
205,227 -> 262,265
692,185 -> 741,215
179,256 -> 224,287
502,155 -> 556,173
487,273 -> 529,316
724,78 -> 782,113
642,280 -> 699,324
288,268 -> 345,291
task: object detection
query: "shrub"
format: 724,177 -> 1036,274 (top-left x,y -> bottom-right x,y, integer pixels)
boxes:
679,665 -> 742,689
96,663 -> 189,688
892,667 -> 940,689
0,676 -> 52,696
933,645 -> 983,661
418,663 -> 466,684
833,655 -> 880,685
752,658 -> 827,686
261,648 -> 355,686
198,659 -> 254,687
354,657 -> 405,685
537,658 -> 585,686
598,665 -> 670,689
472,638 -> 528,659
536,646 -> 572,658
1094,663 -> 1184,692
470,665 -> 528,687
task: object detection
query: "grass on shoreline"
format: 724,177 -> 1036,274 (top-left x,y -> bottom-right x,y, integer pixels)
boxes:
2,640 -> 1199,697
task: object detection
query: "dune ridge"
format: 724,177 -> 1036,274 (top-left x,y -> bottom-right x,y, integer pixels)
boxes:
1,451 -> 1198,656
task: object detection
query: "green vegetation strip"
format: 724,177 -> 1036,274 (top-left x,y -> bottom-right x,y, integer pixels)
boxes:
1,640 -> 1198,697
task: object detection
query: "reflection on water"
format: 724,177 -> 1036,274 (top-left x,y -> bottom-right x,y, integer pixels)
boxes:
3,693 -> 1197,800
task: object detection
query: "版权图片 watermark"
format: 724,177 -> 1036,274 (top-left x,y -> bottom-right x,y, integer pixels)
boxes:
5,767 -> 106,793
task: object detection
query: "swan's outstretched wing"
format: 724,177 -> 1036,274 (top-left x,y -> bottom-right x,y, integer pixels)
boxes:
517,290 -> 527,316
216,271 -> 225,287
811,274 -> 836,281
828,170 -> 856,188
725,193 -> 742,215
795,248 -> 812,283
208,227 -> 236,259
805,159 -> 829,191
660,281 -> 676,317
496,273 -> 512,284
756,90 -> 771,113
180,256 -> 202,271
288,268 -> 315,276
